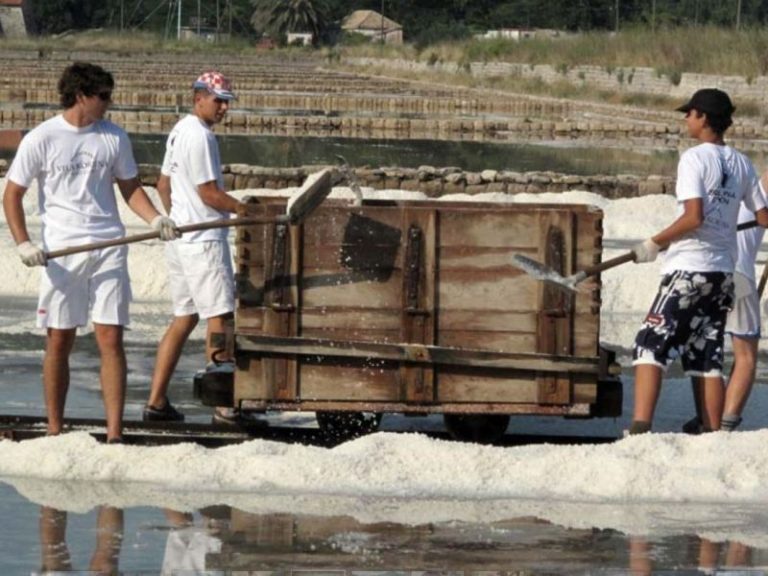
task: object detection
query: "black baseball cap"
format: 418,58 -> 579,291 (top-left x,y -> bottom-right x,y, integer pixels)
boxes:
676,88 -> 735,116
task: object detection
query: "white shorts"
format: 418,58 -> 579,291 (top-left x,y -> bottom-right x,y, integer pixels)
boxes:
725,285 -> 760,338
166,239 -> 234,319
37,246 -> 131,329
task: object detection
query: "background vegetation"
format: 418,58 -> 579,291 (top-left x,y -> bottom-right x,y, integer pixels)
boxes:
27,0 -> 768,45
14,1 -> 768,90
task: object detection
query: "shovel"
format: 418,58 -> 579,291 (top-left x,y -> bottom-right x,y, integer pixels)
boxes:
45,168 -> 333,261
512,251 -> 636,292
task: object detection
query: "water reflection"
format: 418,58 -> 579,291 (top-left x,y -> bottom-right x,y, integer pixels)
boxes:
37,506 -> 123,575
128,133 -> 680,178
24,501 -> 768,574
160,507 -> 223,575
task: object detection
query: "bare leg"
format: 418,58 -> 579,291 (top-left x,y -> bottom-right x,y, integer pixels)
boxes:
724,541 -> 751,567
694,374 -> 724,431
89,506 -> 124,575
93,323 -> 126,442
39,506 -> 72,572
632,364 -> 663,425
206,313 -> 233,363
698,537 -> 721,570
208,313 -> 236,416
147,314 -> 198,408
628,536 -> 652,576
42,328 -> 77,436
724,335 -> 757,416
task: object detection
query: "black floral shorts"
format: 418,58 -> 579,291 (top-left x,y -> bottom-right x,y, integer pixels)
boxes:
632,270 -> 734,376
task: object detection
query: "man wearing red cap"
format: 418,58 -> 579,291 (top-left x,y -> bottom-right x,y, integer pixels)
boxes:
628,88 -> 768,435
143,70 -> 245,424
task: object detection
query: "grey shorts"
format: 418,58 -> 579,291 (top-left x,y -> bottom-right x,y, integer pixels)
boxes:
725,276 -> 760,338
632,270 -> 733,376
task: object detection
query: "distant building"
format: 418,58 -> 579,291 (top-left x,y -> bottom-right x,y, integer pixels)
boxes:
0,0 -> 33,37
341,10 -> 402,45
286,32 -> 313,46
179,26 -> 230,43
475,28 -> 566,41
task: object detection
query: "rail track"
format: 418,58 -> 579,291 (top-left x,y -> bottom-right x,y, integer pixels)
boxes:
0,414 -> 618,448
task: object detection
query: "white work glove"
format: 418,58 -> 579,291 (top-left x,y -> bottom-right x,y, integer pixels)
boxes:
17,241 -> 46,267
632,238 -> 661,263
151,215 -> 180,241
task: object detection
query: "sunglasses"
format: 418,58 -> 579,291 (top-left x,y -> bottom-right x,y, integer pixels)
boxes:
94,91 -> 112,101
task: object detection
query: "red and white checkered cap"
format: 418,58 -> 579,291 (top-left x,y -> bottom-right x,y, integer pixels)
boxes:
193,70 -> 236,101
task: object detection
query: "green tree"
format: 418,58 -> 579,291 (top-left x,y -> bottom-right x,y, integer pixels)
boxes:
250,0 -> 330,42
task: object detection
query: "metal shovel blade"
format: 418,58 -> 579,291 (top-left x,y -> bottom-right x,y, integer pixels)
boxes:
511,254 -> 583,292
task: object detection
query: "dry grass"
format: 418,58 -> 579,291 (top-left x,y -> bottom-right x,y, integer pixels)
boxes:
0,30 -> 257,54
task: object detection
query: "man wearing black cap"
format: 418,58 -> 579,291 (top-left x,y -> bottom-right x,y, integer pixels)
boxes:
628,88 -> 768,435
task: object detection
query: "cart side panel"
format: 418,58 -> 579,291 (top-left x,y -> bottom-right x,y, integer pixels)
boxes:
233,201 -> 608,415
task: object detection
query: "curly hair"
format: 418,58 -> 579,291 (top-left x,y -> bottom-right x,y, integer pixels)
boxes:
58,62 -> 115,109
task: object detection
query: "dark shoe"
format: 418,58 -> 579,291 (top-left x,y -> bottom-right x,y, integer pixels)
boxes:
143,400 -> 185,422
212,408 -> 242,426
626,420 -> 652,436
681,416 -> 702,435
212,408 -> 267,428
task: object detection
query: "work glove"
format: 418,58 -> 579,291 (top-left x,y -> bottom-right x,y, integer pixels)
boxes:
17,241 -> 46,267
632,238 -> 661,263
151,215 -> 180,241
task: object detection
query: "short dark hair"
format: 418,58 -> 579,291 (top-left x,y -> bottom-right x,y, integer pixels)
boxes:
58,62 -> 115,109
705,112 -> 733,135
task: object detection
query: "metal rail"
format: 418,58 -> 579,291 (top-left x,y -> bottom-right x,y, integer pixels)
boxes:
0,414 -> 618,447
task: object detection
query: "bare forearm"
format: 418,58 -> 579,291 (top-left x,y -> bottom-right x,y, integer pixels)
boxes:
118,178 -> 162,224
2,183 -> 30,244
651,214 -> 702,249
650,198 -> 703,249
198,181 -> 241,214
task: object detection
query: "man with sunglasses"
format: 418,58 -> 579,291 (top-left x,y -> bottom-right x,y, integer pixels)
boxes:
2,62 -> 179,443
143,71 -> 247,426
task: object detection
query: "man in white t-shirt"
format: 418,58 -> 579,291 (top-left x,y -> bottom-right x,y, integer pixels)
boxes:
627,88 -> 768,435
143,71 -> 246,425
2,62 -> 179,443
682,197 -> 767,434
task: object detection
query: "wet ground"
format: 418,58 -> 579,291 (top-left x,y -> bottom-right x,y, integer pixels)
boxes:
2,301 -> 768,574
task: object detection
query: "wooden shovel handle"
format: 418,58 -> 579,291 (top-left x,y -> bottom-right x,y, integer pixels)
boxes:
578,251 -> 636,278
45,216 -> 284,260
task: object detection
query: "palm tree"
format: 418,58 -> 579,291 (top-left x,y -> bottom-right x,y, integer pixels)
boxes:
251,0 -> 329,42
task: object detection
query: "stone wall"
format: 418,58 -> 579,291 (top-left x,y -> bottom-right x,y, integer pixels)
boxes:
346,57 -> 768,109
0,161 -> 673,200
154,163 -> 672,199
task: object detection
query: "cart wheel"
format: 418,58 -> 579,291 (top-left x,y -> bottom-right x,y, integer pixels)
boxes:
315,411 -> 382,443
443,414 -> 510,444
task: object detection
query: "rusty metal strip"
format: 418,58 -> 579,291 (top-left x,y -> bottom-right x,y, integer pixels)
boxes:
236,334 -> 600,374
240,400 -> 593,416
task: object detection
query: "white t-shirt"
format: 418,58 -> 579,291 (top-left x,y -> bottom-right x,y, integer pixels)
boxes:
161,114 -> 228,242
8,114 -> 138,248
161,526 -> 222,575
735,201 -> 766,281
662,143 -> 767,274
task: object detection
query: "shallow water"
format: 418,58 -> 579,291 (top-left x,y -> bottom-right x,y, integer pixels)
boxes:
2,297 -> 768,574
128,132 -> 682,177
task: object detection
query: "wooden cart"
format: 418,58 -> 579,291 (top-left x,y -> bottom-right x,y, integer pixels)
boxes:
195,197 -> 622,442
